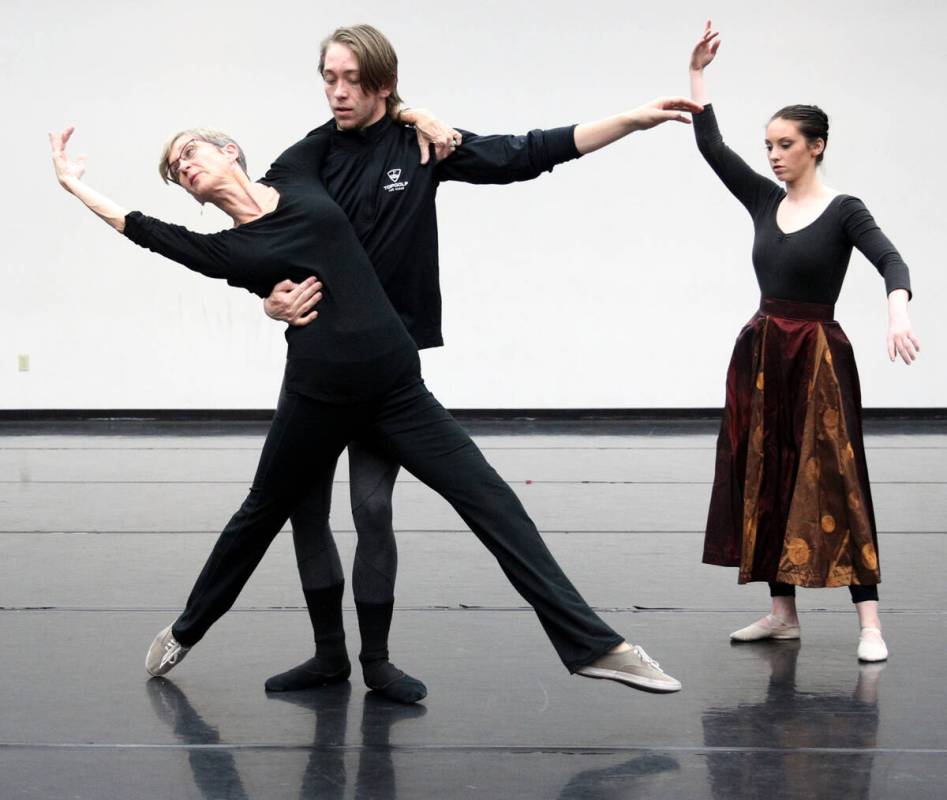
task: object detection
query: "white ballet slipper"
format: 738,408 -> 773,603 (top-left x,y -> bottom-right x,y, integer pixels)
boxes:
857,626 -> 889,662
730,614 -> 801,642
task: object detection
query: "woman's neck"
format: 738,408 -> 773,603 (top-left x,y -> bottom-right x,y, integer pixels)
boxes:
784,169 -> 827,202
206,173 -> 278,226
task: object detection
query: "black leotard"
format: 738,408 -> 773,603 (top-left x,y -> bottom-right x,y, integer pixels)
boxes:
693,104 -> 911,303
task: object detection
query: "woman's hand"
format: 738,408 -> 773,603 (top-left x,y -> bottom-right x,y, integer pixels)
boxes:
690,20 -> 720,73
47,125 -> 128,231
49,126 -> 86,189
397,107 -> 462,164
886,289 -> 921,364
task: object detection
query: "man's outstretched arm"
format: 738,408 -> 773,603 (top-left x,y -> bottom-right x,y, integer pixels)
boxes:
573,96 -> 702,154
436,96 -> 703,183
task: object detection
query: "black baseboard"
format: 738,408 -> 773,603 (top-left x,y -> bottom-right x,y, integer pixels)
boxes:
0,407 -> 945,422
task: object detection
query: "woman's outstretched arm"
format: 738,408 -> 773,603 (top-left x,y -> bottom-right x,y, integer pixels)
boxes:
50,126 -> 254,291
836,197 -> 920,363
49,126 -> 128,232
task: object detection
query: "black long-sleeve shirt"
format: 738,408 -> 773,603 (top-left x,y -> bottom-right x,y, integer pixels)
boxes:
693,105 -> 911,304
123,134 -> 419,403
308,116 -> 581,348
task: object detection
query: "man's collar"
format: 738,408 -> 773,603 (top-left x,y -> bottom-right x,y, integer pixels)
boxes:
329,114 -> 393,146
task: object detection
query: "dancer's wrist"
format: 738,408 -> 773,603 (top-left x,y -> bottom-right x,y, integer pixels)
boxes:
886,288 -> 909,319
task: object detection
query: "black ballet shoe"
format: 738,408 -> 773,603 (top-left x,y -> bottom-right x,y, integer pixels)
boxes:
265,654 -> 351,693
362,660 -> 427,704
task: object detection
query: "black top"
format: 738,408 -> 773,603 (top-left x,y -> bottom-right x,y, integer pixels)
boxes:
123,134 -> 420,403
310,116 -> 581,348
693,105 -> 911,304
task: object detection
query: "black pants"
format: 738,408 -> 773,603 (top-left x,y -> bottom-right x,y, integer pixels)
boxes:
289,435 -> 400,605
769,581 -> 879,604
171,379 -> 622,671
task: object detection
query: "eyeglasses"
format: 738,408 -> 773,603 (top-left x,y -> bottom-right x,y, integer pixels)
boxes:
167,138 -> 211,184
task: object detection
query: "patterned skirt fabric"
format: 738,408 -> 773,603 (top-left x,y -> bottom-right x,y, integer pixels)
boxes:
703,298 -> 880,587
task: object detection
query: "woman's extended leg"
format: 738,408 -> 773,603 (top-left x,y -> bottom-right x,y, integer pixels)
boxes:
146,389 -> 356,676
368,381 -> 681,692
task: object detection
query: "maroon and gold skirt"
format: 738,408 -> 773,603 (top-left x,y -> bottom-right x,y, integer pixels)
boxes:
703,298 -> 880,587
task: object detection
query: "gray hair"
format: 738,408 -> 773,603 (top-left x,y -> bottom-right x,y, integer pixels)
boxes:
158,128 -> 248,184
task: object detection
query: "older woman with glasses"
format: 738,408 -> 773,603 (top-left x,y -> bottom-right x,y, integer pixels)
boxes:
48,112 -> 691,697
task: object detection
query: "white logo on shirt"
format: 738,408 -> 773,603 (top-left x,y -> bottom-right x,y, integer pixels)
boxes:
383,166 -> 409,193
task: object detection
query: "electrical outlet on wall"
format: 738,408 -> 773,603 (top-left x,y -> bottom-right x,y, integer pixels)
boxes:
18,354 -> 29,372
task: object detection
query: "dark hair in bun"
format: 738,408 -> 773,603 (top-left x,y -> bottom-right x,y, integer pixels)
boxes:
770,105 -> 830,164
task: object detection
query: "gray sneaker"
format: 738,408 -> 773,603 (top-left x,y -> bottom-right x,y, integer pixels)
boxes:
577,645 -> 682,693
146,624 -> 190,677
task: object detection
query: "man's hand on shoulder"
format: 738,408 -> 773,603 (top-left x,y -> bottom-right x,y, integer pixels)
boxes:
264,277 -> 323,327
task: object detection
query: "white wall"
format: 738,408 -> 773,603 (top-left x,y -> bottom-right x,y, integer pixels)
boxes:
3,0 -> 944,409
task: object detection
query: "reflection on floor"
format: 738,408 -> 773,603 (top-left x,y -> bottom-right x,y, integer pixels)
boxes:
1,418 -> 945,799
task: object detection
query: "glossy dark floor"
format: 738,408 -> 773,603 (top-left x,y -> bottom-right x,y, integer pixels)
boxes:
1,418 -> 945,799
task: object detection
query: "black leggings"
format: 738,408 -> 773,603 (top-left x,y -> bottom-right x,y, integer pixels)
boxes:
289,437 -> 400,605
769,581 -> 879,604
171,379 -> 622,671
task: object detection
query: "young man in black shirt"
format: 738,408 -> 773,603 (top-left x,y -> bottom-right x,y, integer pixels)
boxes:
262,24 -> 701,703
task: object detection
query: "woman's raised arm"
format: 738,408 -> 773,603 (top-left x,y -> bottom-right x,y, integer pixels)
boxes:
686,23 -> 778,215
49,126 -> 128,232
689,20 -> 720,105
